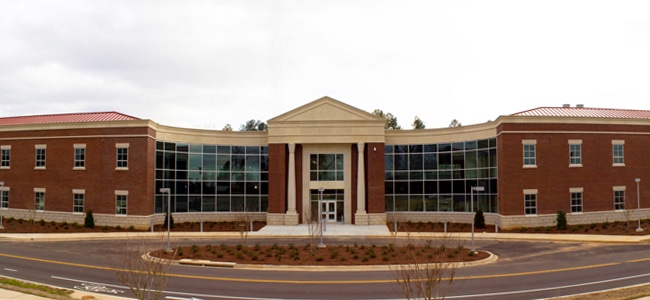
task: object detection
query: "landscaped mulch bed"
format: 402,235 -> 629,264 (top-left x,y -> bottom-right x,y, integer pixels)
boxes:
151,241 -> 490,266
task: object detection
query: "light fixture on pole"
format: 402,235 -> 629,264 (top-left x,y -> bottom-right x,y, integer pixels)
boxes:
160,188 -> 173,251
636,178 -> 643,232
470,186 -> 484,254
318,187 -> 325,248
0,181 -> 4,230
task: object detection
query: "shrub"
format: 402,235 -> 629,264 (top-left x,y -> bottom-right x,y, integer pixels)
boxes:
474,209 -> 486,229
84,210 -> 95,228
128,225 -> 135,231
556,210 -> 568,230
163,211 -> 174,229
72,222 -> 82,229
176,246 -> 184,256
102,225 -> 109,231
39,219 -> 45,226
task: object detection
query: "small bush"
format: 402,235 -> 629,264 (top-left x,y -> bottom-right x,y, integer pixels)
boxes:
474,209 -> 486,229
556,210 -> 568,230
39,219 -> 45,226
176,246 -> 184,256
84,210 -> 95,229
163,211 -> 174,229
128,225 -> 135,231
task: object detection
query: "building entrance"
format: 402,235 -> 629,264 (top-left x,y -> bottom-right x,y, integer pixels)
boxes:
321,200 -> 337,222
310,189 -> 344,223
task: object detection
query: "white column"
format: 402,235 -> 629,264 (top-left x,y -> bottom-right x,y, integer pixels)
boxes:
356,142 -> 366,214
287,143 -> 297,214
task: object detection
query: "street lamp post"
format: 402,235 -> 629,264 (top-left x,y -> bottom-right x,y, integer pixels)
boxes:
318,187 -> 325,248
160,188 -> 172,251
470,186 -> 484,254
0,181 -> 4,230
636,178 -> 643,232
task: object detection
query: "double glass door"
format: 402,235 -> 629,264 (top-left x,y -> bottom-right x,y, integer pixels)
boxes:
310,189 -> 344,223
321,200 -> 337,222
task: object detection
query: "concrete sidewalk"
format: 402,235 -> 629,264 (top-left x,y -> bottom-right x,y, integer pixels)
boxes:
2,224 -> 649,243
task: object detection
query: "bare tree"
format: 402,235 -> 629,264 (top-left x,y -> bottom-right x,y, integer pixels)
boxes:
115,235 -> 175,300
304,210 -> 321,251
390,236 -> 459,300
25,194 -> 38,225
234,204 -> 258,246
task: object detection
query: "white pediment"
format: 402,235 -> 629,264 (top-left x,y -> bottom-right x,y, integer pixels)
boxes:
267,96 -> 386,144
269,96 -> 383,123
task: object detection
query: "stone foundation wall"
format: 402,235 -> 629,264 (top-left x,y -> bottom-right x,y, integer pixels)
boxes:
386,210 -> 650,230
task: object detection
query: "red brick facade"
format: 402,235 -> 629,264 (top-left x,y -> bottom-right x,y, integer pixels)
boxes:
0,125 -> 154,217
497,122 -> 650,216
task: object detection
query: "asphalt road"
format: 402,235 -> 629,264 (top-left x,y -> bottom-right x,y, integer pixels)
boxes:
1,237 -> 649,299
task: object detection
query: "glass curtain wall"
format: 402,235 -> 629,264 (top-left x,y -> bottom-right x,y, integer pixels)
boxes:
384,138 -> 497,213
155,141 -> 269,214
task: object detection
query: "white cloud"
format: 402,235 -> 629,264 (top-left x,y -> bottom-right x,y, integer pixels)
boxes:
1,0 -> 649,129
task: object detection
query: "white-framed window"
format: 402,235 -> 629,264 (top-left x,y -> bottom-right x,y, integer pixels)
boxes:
35,145 -> 47,169
613,186 -> 626,210
570,187 -> 583,213
309,153 -> 344,181
1,145 -> 10,168
115,190 -> 128,215
612,140 -> 624,166
0,186 -> 9,209
116,143 -> 129,170
74,144 -> 86,169
569,140 -> 582,167
73,189 -> 85,213
524,189 -> 538,215
522,140 -> 536,167
34,188 -> 45,211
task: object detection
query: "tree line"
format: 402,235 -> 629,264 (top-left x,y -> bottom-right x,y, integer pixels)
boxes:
222,111 -> 461,131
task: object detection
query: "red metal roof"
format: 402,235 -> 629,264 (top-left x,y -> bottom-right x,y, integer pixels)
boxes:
512,106 -> 650,119
0,112 -> 140,126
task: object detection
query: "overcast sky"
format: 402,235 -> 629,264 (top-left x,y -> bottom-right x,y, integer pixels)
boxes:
1,1 -> 649,130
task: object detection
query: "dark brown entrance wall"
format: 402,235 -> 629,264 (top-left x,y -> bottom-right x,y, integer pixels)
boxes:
366,143 -> 385,214
267,144 -> 287,214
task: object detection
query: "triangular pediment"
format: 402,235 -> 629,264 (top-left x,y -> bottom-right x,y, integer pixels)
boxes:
269,96 -> 383,123
267,96 -> 386,144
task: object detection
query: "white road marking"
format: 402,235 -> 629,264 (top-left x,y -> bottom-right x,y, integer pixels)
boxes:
3,268 -> 17,272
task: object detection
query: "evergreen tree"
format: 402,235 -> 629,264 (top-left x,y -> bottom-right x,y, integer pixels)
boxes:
84,210 -> 95,229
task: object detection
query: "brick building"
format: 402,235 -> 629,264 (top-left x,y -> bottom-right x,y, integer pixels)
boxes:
1,97 -> 649,229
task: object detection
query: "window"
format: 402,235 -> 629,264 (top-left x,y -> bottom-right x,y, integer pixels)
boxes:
34,189 -> 45,211
522,140 -> 536,167
35,145 -> 46,168
310,154 -> 344,181
1,146 -> 10,168
612,141 -> 624,166
614,187 -> 626,210
73,190 -> 85,213
524,189 -> 537,215
74,144 -> 86,169
116,143 -> 129,169
0,187 -> 8,209
116,191 -> 128,215
569,140 -> 582,166
570,188 -> 583,213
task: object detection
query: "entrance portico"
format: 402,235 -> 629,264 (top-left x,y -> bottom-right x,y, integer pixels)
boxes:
265,97 -> 387,225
